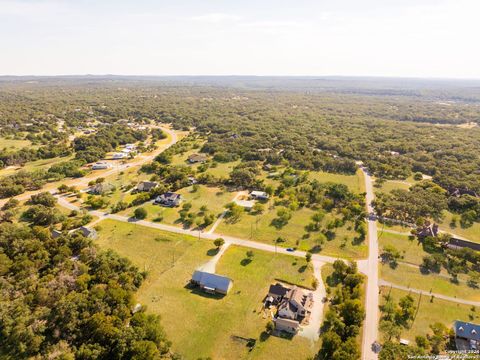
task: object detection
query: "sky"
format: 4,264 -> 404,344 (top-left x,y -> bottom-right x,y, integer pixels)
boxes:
1,0 -> 479,78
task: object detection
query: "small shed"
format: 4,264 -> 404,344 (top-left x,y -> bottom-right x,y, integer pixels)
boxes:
78,226 -> 97,239
136,181 -> 158,192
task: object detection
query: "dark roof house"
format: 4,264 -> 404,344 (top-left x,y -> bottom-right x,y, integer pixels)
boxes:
78,226 -> 97,239
191,270 -> 233,295
136,181 -> 158,192
455,321 -> 480,342
416,221 -> 439,238
268,283 -> 290,302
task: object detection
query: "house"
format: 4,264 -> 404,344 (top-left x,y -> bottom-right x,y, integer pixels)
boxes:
188,153 -> 208,163
136,181 -> 158,192
274,317 -> 300,334
191,270 -> 233,295
188,176 -> 198,185
416,221 -> 439,238
88,182 -> 115,195
447,238 -> 480,252
113,152 -> 127,160
277,286 -> 313,321
92,162 -> 110,170
154,192 -> 182,207
124,144 -> 136,150
234,199 -> 255,210
267,283 -> 290,304
51,229 -> 62,239
448,187 -> 479,198
78,226 -> 97,239
250,191 -> 269,201
454,321 -> 480,350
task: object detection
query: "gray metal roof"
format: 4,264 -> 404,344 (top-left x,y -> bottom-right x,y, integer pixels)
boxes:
192,270 -> 232,292
455,321 -> 480,341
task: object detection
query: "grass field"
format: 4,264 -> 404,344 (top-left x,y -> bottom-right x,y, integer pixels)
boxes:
216,203 -> 367,260
0,137 -> 32,150
378,231 -> 428,265
380,263 -> 480,302
309,168 -> 365,194
379,287 -> 479,342
438,210 -> 480,243
204,160 -> 240,178
122,185 -> 235,230
0,155 -> 74,178
95,219 -> 319,360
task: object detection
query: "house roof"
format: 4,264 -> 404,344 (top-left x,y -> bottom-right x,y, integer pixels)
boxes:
251,191 -> 268,197
188,153 -> 207,162
268,283 -> 289,298
161,192 -> 180,200
79,226 -> 97,238
192,271 -> 232,292
137,181 -> 158,191
455,321 -> 480,341
275,317 -> 300,328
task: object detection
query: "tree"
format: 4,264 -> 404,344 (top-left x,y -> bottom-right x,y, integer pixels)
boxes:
246,250 -> 254,259
306,252 -> 312,263
379,320 -> 401,341
134,207 -> 147,220
413,172 -> 423,181
28,191 -> 57,207
265,321 -> 274,333
252,202 -> 264,214
214,238 -> 225,248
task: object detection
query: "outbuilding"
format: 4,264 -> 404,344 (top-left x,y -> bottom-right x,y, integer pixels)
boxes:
191,270 -> 233,295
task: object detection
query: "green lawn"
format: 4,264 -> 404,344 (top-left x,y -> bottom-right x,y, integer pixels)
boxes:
216,203 -> 367,260
123,185 -> 236,230
204,160 -> 240,179
380,263 -> 480,302
378,231 -> 427,265
95,219 -> 319,360
379,287 -> 479,342
438,210 -> 480,243
309,169 -> 365,194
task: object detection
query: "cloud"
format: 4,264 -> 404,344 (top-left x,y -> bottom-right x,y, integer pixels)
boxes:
0,0 -> 68,16
190,13 -> 241,24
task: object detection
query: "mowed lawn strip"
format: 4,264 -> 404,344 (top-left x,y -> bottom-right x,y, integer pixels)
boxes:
379,287 -> 480,342
309,169 -> 365,194
380,263 -> 480,302
95,219 -> 318,360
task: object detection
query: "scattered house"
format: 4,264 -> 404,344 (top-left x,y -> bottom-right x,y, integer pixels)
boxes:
274,317 -> 300,334
124,144 -> 136,150
454,321 -> 480,350
267,283 -> 290,304
188,153 -> 208,163
446,238 -> 480,252
263,163 -> 273,171
399,339 -> 410,346
88,182 -> 115,195
250,191 -> 269,201
448,187 -> 479,198
234,199 -> 255,210
277,286 -> 313,320
188,176 -> 198,185
154,192 -> 182,207
264,283 -> 314,335
191,270 -> 233,295
78,226 -> 97,239
113,152 -> 127,160
416,221 -> 439,239
136,181 -> 158,192
92,162 -> 111,170
121,148 -> 132,154
51,229 -> 62,239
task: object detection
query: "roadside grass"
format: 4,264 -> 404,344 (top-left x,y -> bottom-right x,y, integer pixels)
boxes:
122,185 -> 235,230
379,287 -> 479,342
438,210 -> 480,243
95,219 -> 319,360
216,203 -> 367,260
380,263 -> 480,302
377,221 -> 412,233
378,231 -> 427,265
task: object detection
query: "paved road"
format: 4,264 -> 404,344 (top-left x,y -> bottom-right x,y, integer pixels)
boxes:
0,126 -> 178,208
379,280 -> 480,306
358,166 -> 379,360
